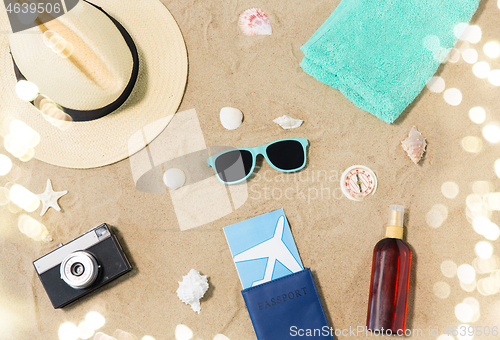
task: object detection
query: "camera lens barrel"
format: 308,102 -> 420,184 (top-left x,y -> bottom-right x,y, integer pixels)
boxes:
60,251 -> 99,289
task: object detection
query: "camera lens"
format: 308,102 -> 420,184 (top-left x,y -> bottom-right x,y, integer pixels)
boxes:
60,251 -> 99,289
70,262 -> 85,276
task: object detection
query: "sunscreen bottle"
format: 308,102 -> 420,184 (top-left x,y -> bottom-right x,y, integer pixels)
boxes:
367,205 -> 412,334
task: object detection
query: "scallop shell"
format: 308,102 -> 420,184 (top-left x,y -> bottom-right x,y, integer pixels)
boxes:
273,115 -> 303,129
220,107 -> 243,130
176,269 -> 209,313
401,126 -> 427,164
238,8 -> 272,36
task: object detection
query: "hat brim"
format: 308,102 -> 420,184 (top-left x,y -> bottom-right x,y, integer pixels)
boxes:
0,0 -> 188,169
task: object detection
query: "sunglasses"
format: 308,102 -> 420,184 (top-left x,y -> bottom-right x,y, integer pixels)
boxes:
207,138 -> 309,184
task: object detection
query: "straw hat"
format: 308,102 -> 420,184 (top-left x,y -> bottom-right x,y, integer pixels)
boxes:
0,0 -> 188,168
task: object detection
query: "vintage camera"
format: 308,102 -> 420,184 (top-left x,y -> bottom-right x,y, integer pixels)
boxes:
33,224 -> 132,308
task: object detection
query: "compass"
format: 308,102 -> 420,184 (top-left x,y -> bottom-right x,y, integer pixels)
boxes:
340,165 -> 377,201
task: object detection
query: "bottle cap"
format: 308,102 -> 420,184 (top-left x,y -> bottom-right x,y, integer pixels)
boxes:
386,205 -> 404,239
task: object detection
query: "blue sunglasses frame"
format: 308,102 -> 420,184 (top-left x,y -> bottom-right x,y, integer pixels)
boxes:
207,138 -> 309,185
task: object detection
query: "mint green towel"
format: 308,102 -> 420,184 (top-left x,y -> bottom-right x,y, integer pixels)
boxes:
301,0 -> 481,123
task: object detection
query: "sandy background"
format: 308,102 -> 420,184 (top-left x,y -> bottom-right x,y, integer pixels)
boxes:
1,0 -> 500,339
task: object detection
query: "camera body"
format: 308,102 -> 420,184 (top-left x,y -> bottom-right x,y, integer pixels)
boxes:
33,223 -> 132,308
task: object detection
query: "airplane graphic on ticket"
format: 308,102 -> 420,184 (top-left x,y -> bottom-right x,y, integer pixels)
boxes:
223,209 -> 304,289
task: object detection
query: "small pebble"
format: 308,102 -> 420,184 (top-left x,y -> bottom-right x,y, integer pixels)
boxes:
163,168 -> 186,190
220,107 -> 243,130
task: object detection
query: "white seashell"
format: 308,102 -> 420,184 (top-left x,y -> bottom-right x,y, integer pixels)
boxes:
176,269 -> 209,313
239,8 -> 272,36
220,107 -> 243,130
163,168 -> 186,190
273,115 -> 303,129
401,126 -> 427,164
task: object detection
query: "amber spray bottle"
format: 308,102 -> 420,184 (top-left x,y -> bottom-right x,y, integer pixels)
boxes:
367,205 -> 412,334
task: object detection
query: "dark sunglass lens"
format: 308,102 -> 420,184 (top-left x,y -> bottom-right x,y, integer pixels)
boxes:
214,150 -> 253,183
266,140 -> 305,171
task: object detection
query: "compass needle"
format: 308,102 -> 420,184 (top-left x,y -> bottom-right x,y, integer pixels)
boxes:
356,173 -> 363,193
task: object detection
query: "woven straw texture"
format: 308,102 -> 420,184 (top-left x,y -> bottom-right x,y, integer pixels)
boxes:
0,0 -> 188,168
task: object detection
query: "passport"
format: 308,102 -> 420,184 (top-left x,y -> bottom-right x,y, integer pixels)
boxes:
223,208 -> 304,289
241,268 -> 333,340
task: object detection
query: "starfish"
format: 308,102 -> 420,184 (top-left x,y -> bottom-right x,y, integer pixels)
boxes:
36,179 -> 68,216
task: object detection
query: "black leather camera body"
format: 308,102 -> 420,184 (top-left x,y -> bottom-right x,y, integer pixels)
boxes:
33,223 -> 132,308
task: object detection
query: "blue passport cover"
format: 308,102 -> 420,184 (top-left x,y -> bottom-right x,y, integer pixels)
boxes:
241,268 -> 333,339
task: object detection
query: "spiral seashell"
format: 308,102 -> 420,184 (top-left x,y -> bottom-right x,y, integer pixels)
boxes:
401,126 -> 427,164
176,269 -> 209,313
273,115 -> 303,129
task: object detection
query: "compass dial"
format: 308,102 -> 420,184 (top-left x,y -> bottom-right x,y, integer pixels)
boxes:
340,165 -> 377,201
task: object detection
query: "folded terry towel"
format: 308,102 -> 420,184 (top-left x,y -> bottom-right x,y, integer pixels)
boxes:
301,0 -> 481,123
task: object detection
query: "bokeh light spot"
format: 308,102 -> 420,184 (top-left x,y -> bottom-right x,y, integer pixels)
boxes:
454,23 -> 468,39
9,184 -> 39,212
475,241 -> 493,259
213,335 -> 230,340
472,181 -> 491,196
454,23 -> 481,43
84,311 -> 105,331
462,25 -> 482,43
462,48 -> 478,64
423,35 -> 441,51
472,216 -> 490,235
441,260 -> 458,278
58,322 -> 79,340
456,324 -> 474,340
443,88 -> 462,106
460,280 -> 476,293
483,192 -> 500,210
0,187 -> 10,206
461,136 -> 482,153
433,281 -> 451,299
446,48 -> 461,63
473,61 -> 490,78
483,222 -> 500,241
175,324 -> 193,340
455,303 -> 474,322
15,80 -> 39,101
442,182 -> 459,199
142,336 -> 156,340
438,335 -> 455,340
78,322 -> 94,340
487,69 -> 500,86
483,41 -> 500,58
473,256 -> 499,274
426,204 -> 448,228
457,264 -> 476,284
426,76 -> 446,93
0,155 -> 13,176
482,123 -> 500,143
468,107 -> 486,124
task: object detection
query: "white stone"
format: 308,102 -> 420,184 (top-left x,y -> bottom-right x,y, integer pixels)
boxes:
220,107 -> 243,130
163,168 -> 186,190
